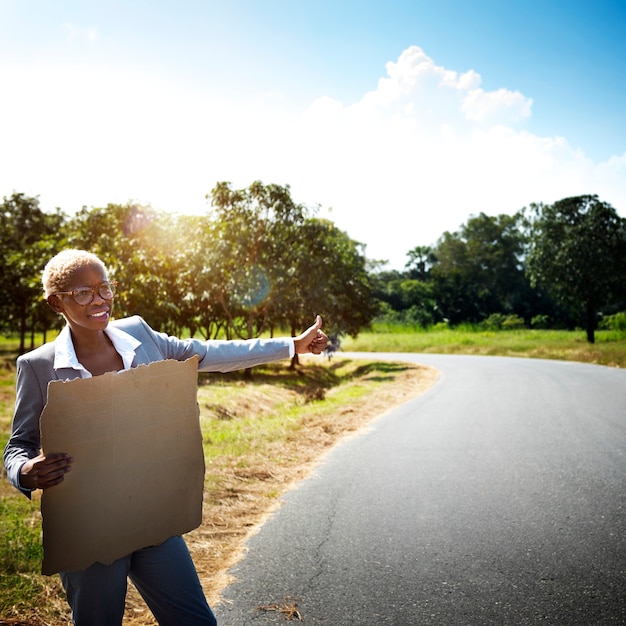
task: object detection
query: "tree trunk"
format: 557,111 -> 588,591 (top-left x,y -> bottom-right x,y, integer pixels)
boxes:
585,300 -> 596,344
19,303 -> 27,354
289,322 -> 299,370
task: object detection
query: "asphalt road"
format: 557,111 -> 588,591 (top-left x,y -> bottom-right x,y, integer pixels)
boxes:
213,354 -> 626,625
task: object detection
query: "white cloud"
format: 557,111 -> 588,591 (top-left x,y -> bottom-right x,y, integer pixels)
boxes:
462,87 -> 532,123
359,46 -> 529,129
279,46 -> 624,267
63,22 -> 98,41
0,45 -> 624,270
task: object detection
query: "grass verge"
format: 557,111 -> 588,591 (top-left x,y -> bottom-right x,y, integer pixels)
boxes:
341,327 -> 626,368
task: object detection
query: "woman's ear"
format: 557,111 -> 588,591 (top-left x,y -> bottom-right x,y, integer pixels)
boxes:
46,294 -> 64,314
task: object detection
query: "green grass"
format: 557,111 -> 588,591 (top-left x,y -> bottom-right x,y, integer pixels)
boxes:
0,495 -> 65,621
341,326 -> 626,368
195,358 -> 405,497
0,496 -> 43,573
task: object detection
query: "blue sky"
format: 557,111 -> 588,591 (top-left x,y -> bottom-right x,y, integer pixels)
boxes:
1,0 -> 625,269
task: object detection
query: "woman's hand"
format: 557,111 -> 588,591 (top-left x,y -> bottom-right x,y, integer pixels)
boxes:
19,452 -> 73,491
294,315 -> 328,355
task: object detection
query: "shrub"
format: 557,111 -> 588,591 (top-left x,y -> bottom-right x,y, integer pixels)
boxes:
431,321 -> 450,332
482,313 -> 525,331
501,315 -> 526,330
482,313 -> 507,330
599,312 -> 626,331
531,314 -> 550,329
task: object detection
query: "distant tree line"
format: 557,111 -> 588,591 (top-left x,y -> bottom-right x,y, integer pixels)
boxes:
2,186 -> 625,353
372,195 -> 626,343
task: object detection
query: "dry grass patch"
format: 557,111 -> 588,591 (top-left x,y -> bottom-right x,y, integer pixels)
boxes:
257,598 -> 303,620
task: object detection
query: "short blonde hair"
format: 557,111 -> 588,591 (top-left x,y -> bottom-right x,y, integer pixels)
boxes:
42,249 -> 108,297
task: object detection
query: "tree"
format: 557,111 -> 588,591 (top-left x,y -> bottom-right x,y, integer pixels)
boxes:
430,212 -> 530,324
208,181 -> 377,365
526,195 -> 626,343
370,272 -> 438,327
284,218 -> 378,362
66,202 -> 176,330
405,245 -> 436,280
165,214 -> 226,340
0,193 -> 67,351
207,181 -> 311,342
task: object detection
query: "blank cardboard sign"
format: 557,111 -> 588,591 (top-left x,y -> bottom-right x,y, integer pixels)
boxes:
39,356 -> 203,575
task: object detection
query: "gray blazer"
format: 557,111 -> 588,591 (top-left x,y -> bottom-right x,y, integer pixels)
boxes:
4,315 -> 292,496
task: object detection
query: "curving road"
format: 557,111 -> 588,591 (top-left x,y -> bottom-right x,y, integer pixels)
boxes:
214,354 -> 626,625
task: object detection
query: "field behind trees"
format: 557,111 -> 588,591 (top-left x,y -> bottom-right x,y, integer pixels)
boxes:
341,323 -> 626,368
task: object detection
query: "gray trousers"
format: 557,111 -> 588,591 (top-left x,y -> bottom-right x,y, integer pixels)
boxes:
60,535 -> 217,626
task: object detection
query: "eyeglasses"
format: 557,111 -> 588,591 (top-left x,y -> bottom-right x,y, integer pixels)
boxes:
55,281 -> 118,305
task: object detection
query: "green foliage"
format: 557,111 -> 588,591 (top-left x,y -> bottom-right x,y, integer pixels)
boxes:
3,189 -> 624,343
66,203 -> 186,333
374,197 -> 625,335
207,181 -> 300,339
0,193 -> 67,351
482,313 -> 525,330
1,186 -> 378,345
405,245 -> 436,280
531,314 -> 550,329
295,218 -> 378,339
526,195 -> 626,343
432,321 -> 451,332
373,277 -> 437,327
374,211 -> 556,329
600,312 -> 626,332
206,181 -> 377,346
429,212 -> 533,324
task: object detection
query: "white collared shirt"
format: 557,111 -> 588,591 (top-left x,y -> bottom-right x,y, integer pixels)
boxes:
53,324 -> 141,378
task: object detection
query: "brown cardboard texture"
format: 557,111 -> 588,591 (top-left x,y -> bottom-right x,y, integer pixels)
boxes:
39,356 -> 203,575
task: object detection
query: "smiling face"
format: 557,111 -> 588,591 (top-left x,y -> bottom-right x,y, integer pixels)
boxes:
48,263 -> 114,334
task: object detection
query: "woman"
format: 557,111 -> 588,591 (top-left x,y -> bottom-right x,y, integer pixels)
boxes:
4,249 -> 328,626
